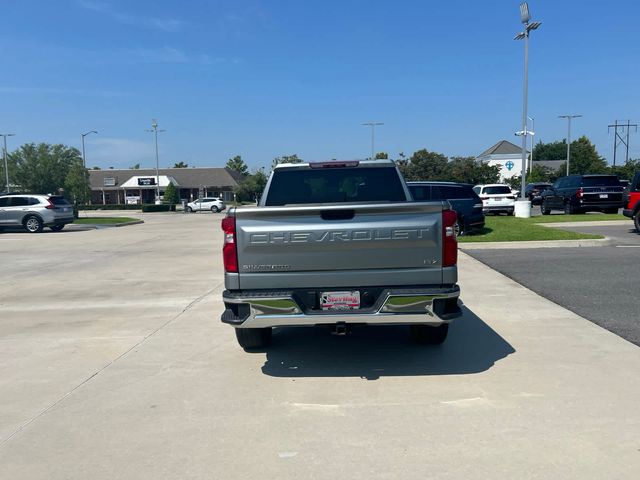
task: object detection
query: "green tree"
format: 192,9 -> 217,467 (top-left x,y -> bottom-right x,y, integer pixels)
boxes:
10,143 -> 84,195
226,155 -> 248,175
609,159 -> 640,181
64,162 -> 91,204
272,154 -> 302,170
375,152 -> 389,159
0,150 -> 18,192
527,163 -> 556,183
163,182 -> 179,204
173,161 -> 188,168
533,137 -> 607,175
447,156 -> 501,185
130,163 -> 140,169
533,140 -> 567,161
235,168 -> 269,202
569,136 -> 608,174
399,149 -> 449,181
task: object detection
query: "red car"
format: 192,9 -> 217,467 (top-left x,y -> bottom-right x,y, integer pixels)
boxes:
622,172 -> 640,232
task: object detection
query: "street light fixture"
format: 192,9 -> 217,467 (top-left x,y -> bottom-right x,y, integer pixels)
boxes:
146,119 -> 166,203
558,115 -> 582,175
362,122 -> 383,160
1,133 -> 15,193
81,130 -> 98,168
514,2 -> 542,216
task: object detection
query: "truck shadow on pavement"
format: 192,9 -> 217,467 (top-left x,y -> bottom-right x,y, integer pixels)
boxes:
260,306 -> 514,380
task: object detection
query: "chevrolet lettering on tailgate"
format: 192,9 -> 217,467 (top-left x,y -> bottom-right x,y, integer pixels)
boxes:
249,228 -> 432,244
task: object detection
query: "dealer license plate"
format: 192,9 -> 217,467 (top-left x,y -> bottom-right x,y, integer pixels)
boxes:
320,291 -> 360,311
599,194 -> 608,199
492,197 -> 503,201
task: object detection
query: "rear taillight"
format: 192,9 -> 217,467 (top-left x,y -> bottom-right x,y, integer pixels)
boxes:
45,199 -> 55,209
221,216 -> 238,273
480,196 -> 489,201
506,195 -> 516,200
442,209 -> 458,267
576,188 -> 584,198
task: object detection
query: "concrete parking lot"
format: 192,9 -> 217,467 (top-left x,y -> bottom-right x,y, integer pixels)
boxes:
2,213 -> 640,479
468,221 -> 640,346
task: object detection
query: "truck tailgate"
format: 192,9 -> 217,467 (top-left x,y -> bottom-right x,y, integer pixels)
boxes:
233,202 -> 446,289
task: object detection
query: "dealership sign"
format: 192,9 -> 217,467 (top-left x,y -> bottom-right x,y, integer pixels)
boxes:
138,177 -> 156,186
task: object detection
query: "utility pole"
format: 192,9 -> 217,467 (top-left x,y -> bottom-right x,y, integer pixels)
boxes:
1,133 -> 15,193
362,122 -> 383,160
146,119 -> 166,203
559,115 -> 582,175
608,120 -> 637,166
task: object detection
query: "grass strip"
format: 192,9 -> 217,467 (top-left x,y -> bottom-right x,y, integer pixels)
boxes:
74,217 -> 139,225
458,216 -> 603,243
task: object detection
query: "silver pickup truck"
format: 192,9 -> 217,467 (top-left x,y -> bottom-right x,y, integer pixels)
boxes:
220,160 -> 461,350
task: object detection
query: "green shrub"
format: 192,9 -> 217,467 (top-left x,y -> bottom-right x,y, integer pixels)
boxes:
141,204 -> 176,212
78,204 -> 142,210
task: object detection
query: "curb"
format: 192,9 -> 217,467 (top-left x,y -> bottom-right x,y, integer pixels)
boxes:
459,237 -> 610,250
72,220 -> 145,229
538,220 -> 629,228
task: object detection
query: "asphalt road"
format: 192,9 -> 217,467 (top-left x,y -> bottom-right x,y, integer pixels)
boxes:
2,213 -> 640,479
467,221 -> 640,346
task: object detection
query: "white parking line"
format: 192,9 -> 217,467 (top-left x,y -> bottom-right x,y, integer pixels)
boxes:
616,245 -> 640,248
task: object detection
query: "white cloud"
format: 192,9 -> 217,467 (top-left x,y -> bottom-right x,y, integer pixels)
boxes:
77,0 -> 186,32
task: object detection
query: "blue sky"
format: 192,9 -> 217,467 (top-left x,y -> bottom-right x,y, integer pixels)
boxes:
1,0 -> 638,169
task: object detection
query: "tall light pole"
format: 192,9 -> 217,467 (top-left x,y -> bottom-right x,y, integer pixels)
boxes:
514,2 -> 541,211
146,119 -> 166,203
527,116 -> 535,172
558,115 -> 582,175
1,133 -> 15,193
81,130 -> 98,168
362,122 -> 383,160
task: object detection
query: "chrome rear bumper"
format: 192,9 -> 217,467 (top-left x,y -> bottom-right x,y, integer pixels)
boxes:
222,286 -> 461,328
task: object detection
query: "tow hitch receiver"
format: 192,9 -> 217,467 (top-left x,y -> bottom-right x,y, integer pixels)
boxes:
332,322 -> 349,336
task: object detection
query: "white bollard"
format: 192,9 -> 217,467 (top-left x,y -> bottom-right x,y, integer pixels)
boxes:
514,199 -> 532,218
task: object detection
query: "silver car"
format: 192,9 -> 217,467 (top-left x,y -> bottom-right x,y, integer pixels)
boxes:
0,194 -> 75,233
186,197 -> 226,213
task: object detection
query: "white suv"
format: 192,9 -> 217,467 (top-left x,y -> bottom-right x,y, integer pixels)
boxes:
472,184 -> 516,215
0,194 -> 75,232
186,197 -> 226,213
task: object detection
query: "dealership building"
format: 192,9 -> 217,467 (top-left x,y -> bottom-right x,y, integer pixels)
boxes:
88,167 -> 244,204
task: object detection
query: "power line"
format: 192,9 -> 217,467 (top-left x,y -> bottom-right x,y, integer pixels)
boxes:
608,120 -> 637,166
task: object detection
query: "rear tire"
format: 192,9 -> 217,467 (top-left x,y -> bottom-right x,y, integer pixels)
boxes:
50,224 -> 65,232
24,215 -> 43,233
455,218 -> 464,237
542,199 -> 551,215
235,327 -> 272,350
564,202 -> 575,215
634,212 -> 640,233
410,324 -> 449,345
211,206 -> 219,213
